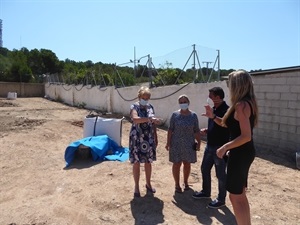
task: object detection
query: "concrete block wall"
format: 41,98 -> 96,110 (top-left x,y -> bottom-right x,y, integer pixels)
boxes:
0,82 -> 44,97
252,69 -> 300,158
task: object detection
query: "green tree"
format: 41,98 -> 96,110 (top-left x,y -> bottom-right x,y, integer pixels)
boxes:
153,61 -> 179,86
28,48 -> 45,75
40,49 -> 61,74
120,71 -> 135,86
100,73 -> 113,86
0,54 -> 11,81
7,49 -> 32,82
0,47 -> 9,57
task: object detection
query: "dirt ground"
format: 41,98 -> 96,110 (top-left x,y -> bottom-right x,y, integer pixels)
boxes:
0,97 -> 299,225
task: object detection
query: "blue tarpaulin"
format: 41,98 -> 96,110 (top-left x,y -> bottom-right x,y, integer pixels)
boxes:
64,135 -> 129,167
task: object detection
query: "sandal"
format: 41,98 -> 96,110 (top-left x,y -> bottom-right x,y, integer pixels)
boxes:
175,186 -> 182,193
134,192 -> 141,198
145,184 -> 156,193
184,184 -> 191,191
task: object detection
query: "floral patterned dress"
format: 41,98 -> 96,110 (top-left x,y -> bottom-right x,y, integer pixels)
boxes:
129,102 -> 156,163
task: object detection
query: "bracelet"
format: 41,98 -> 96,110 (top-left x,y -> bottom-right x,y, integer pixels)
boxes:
212,114 -> 217,120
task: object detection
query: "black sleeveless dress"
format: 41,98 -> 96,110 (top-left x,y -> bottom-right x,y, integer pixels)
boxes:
225,101 -> 256,194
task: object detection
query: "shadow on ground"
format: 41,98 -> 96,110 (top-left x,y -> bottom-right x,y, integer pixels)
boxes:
255,148 -> 298,169
130,193 -> 164,225
172,188 -> 236,225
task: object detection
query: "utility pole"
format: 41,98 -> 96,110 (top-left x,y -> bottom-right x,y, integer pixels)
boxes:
147,55 -> 153,88
217,50 -> 220,80
130,47 -> 137,78
192,44 -> 196,81
134,46 -> 136,78
202,61 -> 213,76
0,19 -> 3,47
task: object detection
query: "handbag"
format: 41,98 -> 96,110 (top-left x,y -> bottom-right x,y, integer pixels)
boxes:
193,141 -> 199,151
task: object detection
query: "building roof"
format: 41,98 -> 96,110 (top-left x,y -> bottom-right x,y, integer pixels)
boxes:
250,66 -> 300,76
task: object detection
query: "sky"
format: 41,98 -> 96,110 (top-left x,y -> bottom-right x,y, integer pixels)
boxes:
0,0 -> 299,71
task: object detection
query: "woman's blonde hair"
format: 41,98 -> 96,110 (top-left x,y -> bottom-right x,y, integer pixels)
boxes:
138,86 -> 151,98
222,70 -> 258,126
178,94 -> 190,103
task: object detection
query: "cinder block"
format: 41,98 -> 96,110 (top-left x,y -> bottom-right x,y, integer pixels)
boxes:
280,108 -> 298,117
270,100 -> 288,108
279,124 -> 296,133
266,93 -> 280,100
286,77 -> 300,85
290,85 -> 300,93
255,92 -> 265,100
288,101 -> 300,109
259,85 -> 274,92
280,93 -> 297,101
265,107 -> 280,115
274,85 -> 290,93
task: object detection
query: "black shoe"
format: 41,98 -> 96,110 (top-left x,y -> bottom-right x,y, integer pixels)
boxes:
207,199 -> 225,209
145,184 -> 156,193
192,191 -> 210,199
133,192 -> 141,198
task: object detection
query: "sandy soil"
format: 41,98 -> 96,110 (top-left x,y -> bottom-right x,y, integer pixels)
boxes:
0,97 -> 299,225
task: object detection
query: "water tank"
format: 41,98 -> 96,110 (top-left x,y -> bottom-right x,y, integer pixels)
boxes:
83,116 -> 124,147
7,92 -> 17,100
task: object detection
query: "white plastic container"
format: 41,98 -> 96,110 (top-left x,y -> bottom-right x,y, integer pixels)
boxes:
83,116 -> 124,146
7,92 -> 17,100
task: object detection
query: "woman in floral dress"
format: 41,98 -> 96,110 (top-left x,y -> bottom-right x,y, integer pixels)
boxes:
129,86 -> 160,197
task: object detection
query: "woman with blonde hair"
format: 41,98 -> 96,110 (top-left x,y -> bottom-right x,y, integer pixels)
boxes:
203,70 -> 258,225
129,86 -> 160,198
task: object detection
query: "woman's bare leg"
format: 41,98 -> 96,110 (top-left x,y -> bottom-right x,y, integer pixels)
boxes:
133,162 -> 140,193
172,162 -> 182,189
229,188 -> 251,225
145,162 -> 152,188
183,161 -> 191,187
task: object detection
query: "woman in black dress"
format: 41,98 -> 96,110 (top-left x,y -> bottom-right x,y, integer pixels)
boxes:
203,70 -> 258,225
